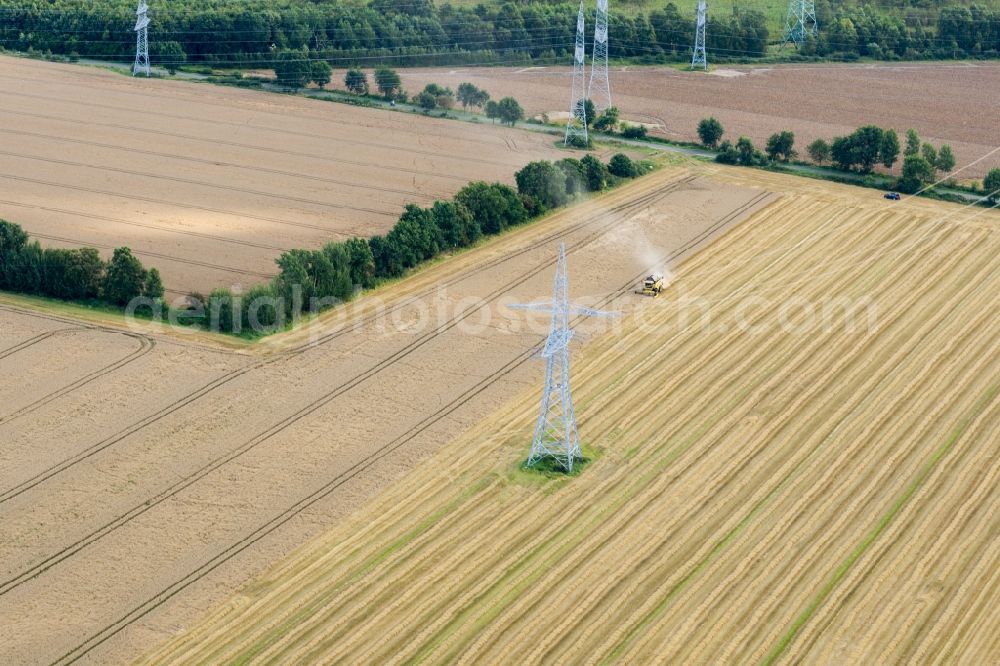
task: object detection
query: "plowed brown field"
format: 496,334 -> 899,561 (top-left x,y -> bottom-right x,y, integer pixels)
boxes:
0,55 -> 572,296
143,168 -> 1000,664
395,62 -> 1000,179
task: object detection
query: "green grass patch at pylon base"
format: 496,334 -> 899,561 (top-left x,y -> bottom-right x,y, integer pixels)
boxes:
520,454 -> 592,477
512,443 -> 602,483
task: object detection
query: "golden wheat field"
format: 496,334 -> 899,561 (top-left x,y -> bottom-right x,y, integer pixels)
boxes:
143,169 -> 1000,665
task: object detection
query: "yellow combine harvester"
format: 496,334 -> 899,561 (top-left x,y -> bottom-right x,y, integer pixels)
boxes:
636,274 -> 665,297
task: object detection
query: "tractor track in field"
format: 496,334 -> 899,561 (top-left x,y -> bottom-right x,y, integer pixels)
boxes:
0,327 -> 84,361
0,128 -> 440,201
0,103 -> 481,185
46,186 -> 769,666
0,332 -> 155,428
0,150 -> 402,218
0,171 -> 394,232
0,196 -> 291,252
26,232 -> 278,280
0,69 -> 520,158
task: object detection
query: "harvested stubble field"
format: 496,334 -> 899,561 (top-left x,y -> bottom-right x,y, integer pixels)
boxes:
0,163 -> 774,665
145,168 -> 1000,664
0,55 -> 571,296
397,61 -> 1000,178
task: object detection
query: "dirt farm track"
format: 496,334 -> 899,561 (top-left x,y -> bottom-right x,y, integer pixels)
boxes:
0,55 -> 572,296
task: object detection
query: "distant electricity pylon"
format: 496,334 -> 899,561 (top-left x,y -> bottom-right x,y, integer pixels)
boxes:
783,0 -> 817,47
692,0 -> 708,70
565,0 -> 589,147
511,244 -> 617,472
133,0 -> 150,77
588,0 -> 612,113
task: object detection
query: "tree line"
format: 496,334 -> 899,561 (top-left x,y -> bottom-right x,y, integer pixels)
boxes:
699,116 -> 1000,199
5,0 -> 996,69
0,221 -> 163,307
0,0 -> 772,67
189,152 -> 649,335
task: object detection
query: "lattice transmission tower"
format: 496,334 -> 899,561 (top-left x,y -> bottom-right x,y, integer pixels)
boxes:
588,0 -> 612,113
783,0 -> 817,47
565,0 -> 589,147
511,244 -> 618,472
692,0 -> 708,70
133,0 -> 150,77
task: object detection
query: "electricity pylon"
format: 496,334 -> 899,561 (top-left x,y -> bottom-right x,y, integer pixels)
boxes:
692,0 -> 708,70
565,0 -> 589,147
133,0 -> 150,77
783,0 -> 817,47
510,244 -> 618,472
588,0 -> 612,113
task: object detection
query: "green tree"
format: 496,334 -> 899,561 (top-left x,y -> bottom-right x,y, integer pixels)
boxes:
904,129 -> 921,157
715,140 -> 739,165
852,126 -> 885,173
431,200 -> 480,249
498,97 -> 524,126
374,66 -> 402,100
515,161 -> 568,211
485,100 -> 501,124
275,250 -> 311,313
273,49 -> 311,88
621,125 -> 648,140
472,89 -> 491,109
344,237 -> 375,289
582,99 -> 597,128
831,136 -> 854,170
68,247 -> 104,300
697,117 -> 725,148
415,91 -> 437,110
0,219 -> 31,290
391,204 -> 441,265
344,68 -> 369,94
593,106 -> 620,132
581,154 -> 609,191
157,41 -> 186,75
102,247 -> 147,306
765,131 -> 796,162
608,153 -> 638,178
983,168 -> 1000,203
309,60 -> 332,87
807,139 -> 831,164
143,268 -> 164,300
898,154 -> 935,193
556,158 -> 587,195
455,182 -> 526,235
936,145 -> 956,175
880,129 -> 901,170
736,136 -> 758,166
457,82 -> 480,110
921,143 -> 938,169
317,243 -> 354,302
